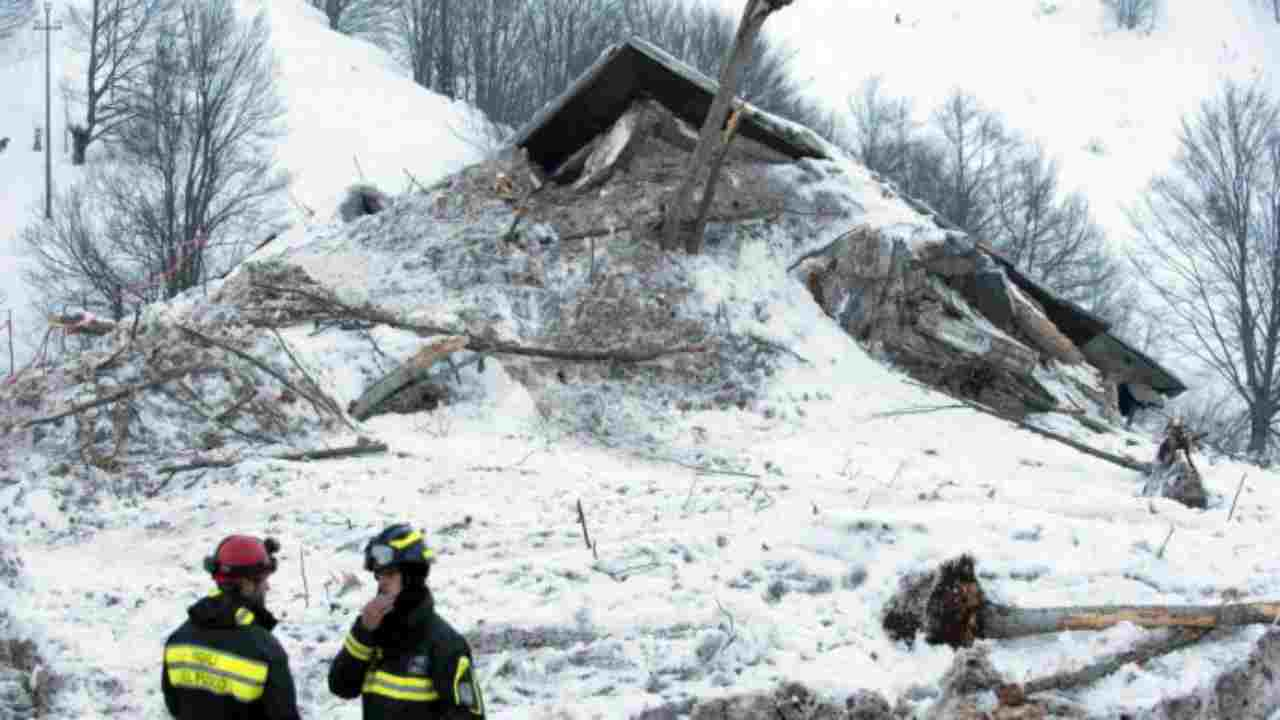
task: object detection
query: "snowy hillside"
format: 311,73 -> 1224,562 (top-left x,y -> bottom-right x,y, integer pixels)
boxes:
0,0 -> 484,365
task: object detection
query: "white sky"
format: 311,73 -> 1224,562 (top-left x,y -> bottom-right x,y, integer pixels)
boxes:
4,1 -> 1280,718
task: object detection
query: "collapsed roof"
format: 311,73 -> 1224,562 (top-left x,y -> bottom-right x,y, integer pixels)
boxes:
898,196 -> 1187,398
513,34 -> 1187,411
512,36 -> 830,176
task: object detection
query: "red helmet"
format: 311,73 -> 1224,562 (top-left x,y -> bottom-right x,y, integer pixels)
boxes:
203,535 -> 279,584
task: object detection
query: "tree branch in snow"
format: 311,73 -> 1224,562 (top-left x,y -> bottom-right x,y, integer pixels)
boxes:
154,458 -> 238,475
178,325 -> 345,428
576,499 -> 599,561
746,333 -> 810,365
711,598 -> 738,662
21,365 -> 221,428
247,283 -> 712,364
155,441 -> 389,476
300,544 -> 310,610
269,328 -> 356,431
1156,524 -> 1176,559
901,379 -> 1150,473
1228,473 -> 1248,522
999,628 -> 1210,704
154,383 -> 283,446
867,404 -> 970,419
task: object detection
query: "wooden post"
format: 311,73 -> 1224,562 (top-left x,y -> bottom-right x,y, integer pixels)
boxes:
660,0 -> 793,254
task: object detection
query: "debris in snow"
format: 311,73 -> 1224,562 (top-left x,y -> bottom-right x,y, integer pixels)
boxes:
338,183 -> 390,223
1142,419 -> 1209,510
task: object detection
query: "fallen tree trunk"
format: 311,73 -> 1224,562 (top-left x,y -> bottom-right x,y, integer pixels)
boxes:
1000,628 -> 1210,703
885,554 -> 1280,650
983,600 -> 1280,638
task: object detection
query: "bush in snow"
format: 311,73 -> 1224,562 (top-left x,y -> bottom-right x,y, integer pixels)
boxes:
338,183 -> 391,223
1103,0 -> 1159,33
0,629 -> 65,718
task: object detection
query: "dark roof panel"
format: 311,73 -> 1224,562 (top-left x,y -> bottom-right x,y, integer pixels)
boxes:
513,37 -> 829,174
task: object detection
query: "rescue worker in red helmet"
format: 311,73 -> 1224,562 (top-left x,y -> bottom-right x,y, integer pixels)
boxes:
328,523 -> 485,718
162,535 -> 302,720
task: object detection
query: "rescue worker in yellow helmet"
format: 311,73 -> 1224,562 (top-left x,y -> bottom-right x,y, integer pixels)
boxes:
328,523 -> 485,718
162,535 -> 302,719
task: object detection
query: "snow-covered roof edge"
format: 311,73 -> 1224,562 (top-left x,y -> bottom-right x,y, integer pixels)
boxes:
510,36 -> 836,172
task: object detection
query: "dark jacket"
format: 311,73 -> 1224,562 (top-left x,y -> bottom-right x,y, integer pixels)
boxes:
328,592 -> 485,719
162,590 -> 301,720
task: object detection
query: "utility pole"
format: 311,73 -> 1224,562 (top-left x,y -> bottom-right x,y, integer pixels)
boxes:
35,1 -> 63,220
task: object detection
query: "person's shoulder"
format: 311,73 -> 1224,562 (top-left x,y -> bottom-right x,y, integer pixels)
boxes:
429,612 -> 474,655
239,622 -> 290,662
164,618 -> 196,646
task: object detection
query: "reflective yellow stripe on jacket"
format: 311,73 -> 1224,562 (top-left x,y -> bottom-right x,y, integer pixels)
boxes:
454,655 -> 485,715
343,632 -> 374,662
361,669 -> 438,702
164,644 -> 268,703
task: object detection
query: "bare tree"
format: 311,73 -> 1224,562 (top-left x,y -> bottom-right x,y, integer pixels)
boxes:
926,89 -> 1010,238
1102,0 -> 1158,32
1128,79 -> 1280,459
64,0 -> 166,165
457,0 -> 529,122
622,0 -> 808,124
306,0 -> 393,37
394,0 -> 439,89
526,0 -> 627,117
1256,0 -> 1280,23
991,141 -> 1117,302
391,0 -> 814,145
845,75 -> 916,180
0,0 -> 32,40
21,180 -> 130,319
33,0 -> 289,306
621,0 -> 681,42
436,0 -> 455,98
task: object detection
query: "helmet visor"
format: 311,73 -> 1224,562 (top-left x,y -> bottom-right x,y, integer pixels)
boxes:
365,543 -> 395,571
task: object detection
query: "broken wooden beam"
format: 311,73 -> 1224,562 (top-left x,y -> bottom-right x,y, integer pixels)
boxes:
347,335 -> 468,420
